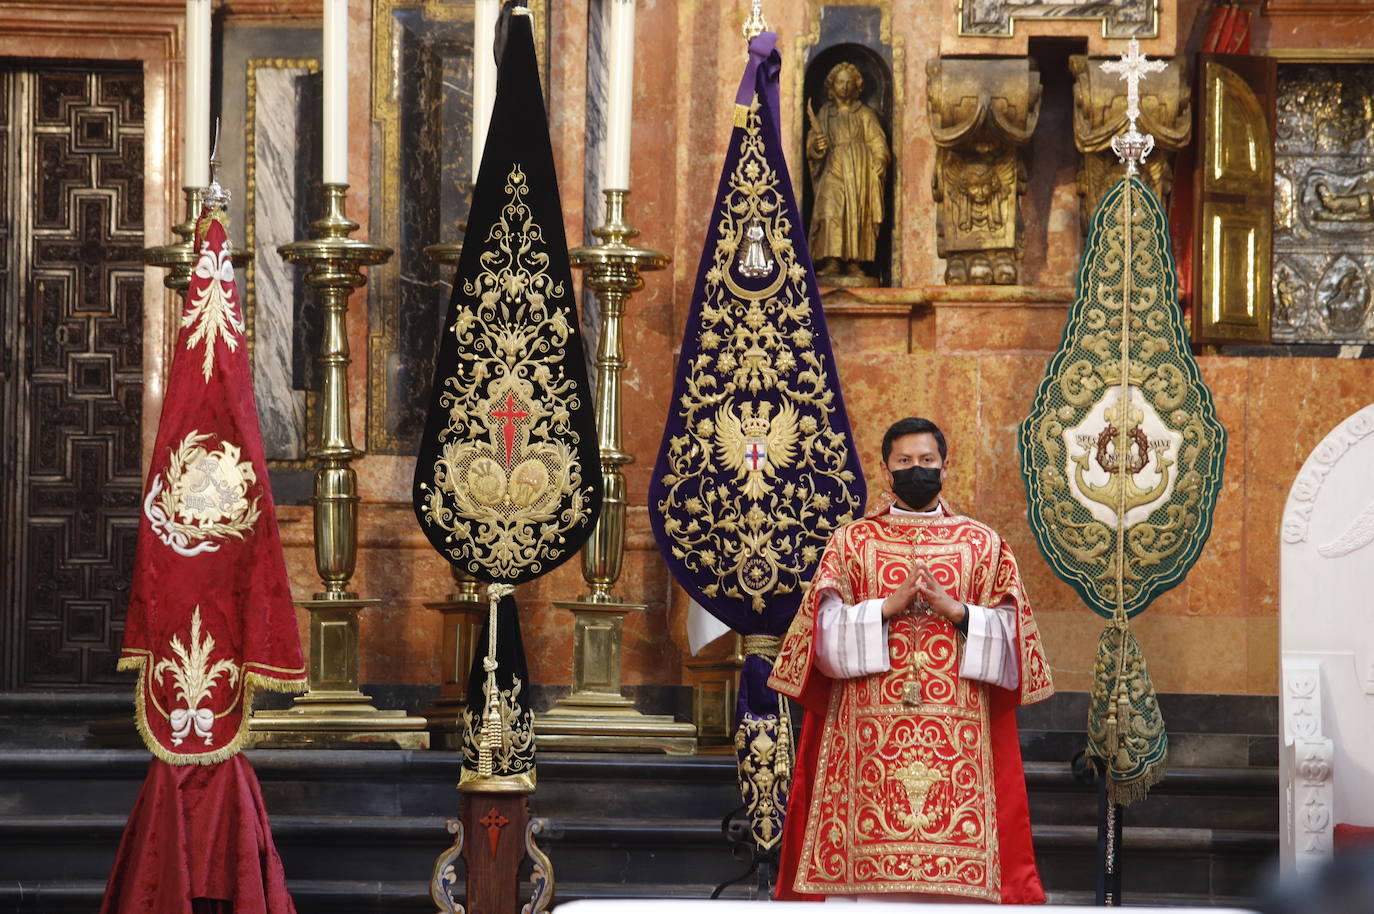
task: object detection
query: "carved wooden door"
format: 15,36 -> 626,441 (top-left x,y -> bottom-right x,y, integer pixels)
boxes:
0,65 -> 144,689
1193,53 -> 1277,343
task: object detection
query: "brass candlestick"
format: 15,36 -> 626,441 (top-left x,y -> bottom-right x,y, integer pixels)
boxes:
419,241 -> 488,749
536,189 -> 695,754
144,186 -> 249,290
249,183 -> 428,749
143,187 -> 205,291
421,555 -> 487,750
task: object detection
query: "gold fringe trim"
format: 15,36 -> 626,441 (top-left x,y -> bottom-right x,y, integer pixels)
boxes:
1107,747 -> 1168,807
118,652 -> 305,767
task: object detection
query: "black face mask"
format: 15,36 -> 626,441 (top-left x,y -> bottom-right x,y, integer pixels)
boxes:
890,465 -> 942,510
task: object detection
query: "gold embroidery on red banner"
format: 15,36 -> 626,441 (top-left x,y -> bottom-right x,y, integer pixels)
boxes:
144,431 -> 262,557
184,242 -> 245,381
151,607 -> 241,747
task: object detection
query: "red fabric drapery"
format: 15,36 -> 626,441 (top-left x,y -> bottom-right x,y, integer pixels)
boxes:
105,205 -> 303,911
101,755 -> 295,914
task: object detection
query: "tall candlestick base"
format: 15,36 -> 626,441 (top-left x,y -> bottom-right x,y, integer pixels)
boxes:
535,189 -> 695,753
421,568 -> 487,749
534,600 -> 697,754
686,634 -> 746,753
248,597 -> 429,749
247,183 -> 427,750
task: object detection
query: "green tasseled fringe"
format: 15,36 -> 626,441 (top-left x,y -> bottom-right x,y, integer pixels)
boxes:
1085,623 -> 1168,807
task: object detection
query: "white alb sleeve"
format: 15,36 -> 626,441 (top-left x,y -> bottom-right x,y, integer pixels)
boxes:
814,589 -> 891,680
958,600 -> 1020,690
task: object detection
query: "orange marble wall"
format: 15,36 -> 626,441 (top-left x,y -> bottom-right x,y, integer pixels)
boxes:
207,0 -> 1374,700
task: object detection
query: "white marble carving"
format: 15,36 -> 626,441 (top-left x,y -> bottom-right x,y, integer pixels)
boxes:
1280,403 -> 1374,873
251,66 -> 311,461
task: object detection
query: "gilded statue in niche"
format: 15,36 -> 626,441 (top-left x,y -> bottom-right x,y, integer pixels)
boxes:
806,61 -> 890,282
927,57 -> 1041,285
1070,54 -> 1190,233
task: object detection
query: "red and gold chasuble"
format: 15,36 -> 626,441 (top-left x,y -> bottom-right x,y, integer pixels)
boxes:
770,501 -> 1053,902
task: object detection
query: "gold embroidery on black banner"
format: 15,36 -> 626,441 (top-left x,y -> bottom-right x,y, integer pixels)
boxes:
418,165 -> 593,580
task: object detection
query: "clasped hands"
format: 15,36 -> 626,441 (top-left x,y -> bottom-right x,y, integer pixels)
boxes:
880,560 -> 967,627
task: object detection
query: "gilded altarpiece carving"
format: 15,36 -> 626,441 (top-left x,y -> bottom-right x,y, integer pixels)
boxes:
368,0 -> 547,455
958,0 -> 1158,39
1273,62 -> 1374,344
794,2 -> 904,286
927,58 -> 1041,285
0,66 -> 144,687
1071,54 -> 1190,233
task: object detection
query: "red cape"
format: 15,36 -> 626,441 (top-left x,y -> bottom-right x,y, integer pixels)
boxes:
775,673 -> 1044,903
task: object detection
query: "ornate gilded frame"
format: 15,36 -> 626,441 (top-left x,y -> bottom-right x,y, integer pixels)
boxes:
368,0 -> 548,454
244,57 -> 320,469
792,0 -> 905,287
955,0 -> 1159,40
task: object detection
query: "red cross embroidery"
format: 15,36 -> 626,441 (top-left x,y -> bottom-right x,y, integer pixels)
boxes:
747,443 -> 765,470
490,393 -> 529,468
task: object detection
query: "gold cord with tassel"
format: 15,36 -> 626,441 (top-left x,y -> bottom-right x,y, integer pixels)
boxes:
477,582 -> 514,778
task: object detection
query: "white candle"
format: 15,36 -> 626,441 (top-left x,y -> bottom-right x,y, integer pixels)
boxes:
184,0 -> 211,188
322,0 -> 348,185
472,0 -> 499,183
604,0 -> 635,190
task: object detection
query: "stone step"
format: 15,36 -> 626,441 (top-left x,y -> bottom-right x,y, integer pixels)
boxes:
0,810 -> 1277,897
0,749 -> 1277,830
0,748 -> 1279,906
0,878 -> 1259,914
0,879 -> 761,914
0,750 -> 746,819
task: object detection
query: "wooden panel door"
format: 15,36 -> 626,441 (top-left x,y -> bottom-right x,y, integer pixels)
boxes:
0,65 -> 144,688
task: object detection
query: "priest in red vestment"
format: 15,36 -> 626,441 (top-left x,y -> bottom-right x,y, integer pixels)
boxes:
770,417 -> 1054,903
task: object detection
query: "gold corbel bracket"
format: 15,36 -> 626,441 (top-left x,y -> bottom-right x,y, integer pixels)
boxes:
926,58 -> 1042,285
1070,51 -> 1190,233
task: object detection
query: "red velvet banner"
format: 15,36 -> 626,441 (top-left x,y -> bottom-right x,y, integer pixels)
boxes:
118,212 -> 305,765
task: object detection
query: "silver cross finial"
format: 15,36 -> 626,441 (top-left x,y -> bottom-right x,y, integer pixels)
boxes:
1101,39 -> 1166,174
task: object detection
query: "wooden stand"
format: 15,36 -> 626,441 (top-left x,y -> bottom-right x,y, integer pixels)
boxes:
431,793 -> 554,914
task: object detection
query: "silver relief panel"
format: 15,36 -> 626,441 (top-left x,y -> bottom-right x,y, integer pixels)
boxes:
1274,63 -> 1374,344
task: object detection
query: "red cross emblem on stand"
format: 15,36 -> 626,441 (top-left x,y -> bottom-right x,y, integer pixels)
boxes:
479,807 -> 509,858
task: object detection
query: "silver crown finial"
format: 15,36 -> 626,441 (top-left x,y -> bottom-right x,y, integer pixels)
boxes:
742,0 -> 768,40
